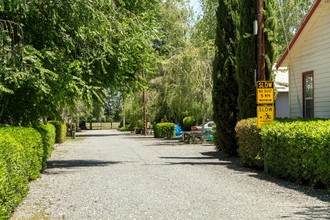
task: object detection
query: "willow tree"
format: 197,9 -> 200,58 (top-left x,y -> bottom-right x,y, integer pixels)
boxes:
212,0 -> 238,156
155,44 -> 213,124
147,0 -> 199,124
189,0 -> 218,125
148,0 -> 214,125
192,0 -> 218,44
276,0 -> 314,54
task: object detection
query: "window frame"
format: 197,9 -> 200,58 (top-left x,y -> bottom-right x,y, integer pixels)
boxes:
302,71 -> 314,118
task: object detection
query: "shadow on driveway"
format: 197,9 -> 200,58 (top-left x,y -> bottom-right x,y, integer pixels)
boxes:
46,160 -> 122,169
76,133 -> 127,138
208,150 -> 330,203
160,151 -> 238,164
160,151 -> 234,166
247,171 -> 330,204
286,206 -> 330,219
160,149 -> 330,204
165,161 -> 233,166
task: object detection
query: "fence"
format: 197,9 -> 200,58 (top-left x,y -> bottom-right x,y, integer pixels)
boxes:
85,122 -> 120,130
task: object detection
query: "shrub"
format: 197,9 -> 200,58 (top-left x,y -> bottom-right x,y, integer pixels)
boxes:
235,118 -> 263,168
135,120 -> 143,129
49,121 -> 67,143
34,123 -> 56,169
0,134 -> 29,219
153,122 -> 175,138
0,124 -> 56,219
0,127 -> 43,180
119,124 -> 135,132
182,116 -> 195,131
261,120 -> 330,190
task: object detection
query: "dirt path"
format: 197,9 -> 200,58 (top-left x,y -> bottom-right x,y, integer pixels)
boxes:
11,130 -> 330,219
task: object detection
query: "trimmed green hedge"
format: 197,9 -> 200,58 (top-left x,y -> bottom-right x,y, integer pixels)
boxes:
0,127 -> 43,180
236,118 -> 330,191
0,134 -> 29,219
34,123 -> 56,169
261,120 -> 330,190
0,124 -> 56,219
153,122 -> 175,138
49,121 -> 67,143
235,118 -> 263,168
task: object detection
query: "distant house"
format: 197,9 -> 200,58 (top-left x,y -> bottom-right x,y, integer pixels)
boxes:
274,67 -> 289,118
276,0 -> 330,118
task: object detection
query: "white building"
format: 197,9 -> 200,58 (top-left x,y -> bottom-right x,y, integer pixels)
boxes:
276,0 -> 330,118
274,67 -> 289,118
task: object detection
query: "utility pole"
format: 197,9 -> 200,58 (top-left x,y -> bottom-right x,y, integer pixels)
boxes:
256,0 -> 274,131
121,96 -> 125,127
257,0 -> 266,81
143,70 -> 147,136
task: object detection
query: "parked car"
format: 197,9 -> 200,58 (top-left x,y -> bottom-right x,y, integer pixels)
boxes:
192,121 -> 215,132
191,121 -> 215,141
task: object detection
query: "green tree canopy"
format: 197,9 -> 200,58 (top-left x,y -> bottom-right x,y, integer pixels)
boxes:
0,0 -> 161,125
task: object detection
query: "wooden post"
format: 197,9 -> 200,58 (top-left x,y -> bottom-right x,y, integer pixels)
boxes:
143,70 -> 147,136
143,89 -> 147,135
258,0 -> 266,81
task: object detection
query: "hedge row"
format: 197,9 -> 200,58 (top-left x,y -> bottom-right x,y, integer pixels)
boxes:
235,118 -> 330,190
0,123 -> 56,219
261,120 -> 330,189
153,122 -> 175,138
0,134 -> 28,219
35,124 -> 56,169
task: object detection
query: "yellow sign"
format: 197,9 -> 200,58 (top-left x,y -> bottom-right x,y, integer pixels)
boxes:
257,81 -> 274,104
257,81 -> 274,89
257,105 -> 274,128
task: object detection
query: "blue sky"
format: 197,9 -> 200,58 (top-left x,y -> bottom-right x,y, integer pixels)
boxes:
189,0 -> 201,14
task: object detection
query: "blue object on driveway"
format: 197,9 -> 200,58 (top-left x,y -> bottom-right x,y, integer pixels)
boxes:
204,133 -> 213,141
175,124 -> 183,136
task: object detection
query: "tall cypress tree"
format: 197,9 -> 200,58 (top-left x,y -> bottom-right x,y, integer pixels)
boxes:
236,1 -> 257,120
236,0 -> 278,120
264,0 -> 279,80
212,0 -> 238,156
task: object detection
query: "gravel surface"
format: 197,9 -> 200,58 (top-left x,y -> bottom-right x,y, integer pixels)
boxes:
10,129 -> 330,220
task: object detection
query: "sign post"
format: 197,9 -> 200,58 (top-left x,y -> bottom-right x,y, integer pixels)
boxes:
256,81 -> 274,128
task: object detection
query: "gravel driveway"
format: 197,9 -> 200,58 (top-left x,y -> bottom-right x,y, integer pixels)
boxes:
11,129 -> 330,220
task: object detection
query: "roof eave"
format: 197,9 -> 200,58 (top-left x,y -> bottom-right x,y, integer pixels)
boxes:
276,0 -> 322,69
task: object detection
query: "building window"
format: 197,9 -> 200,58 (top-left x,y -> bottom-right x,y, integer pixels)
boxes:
303,71 -> 314,118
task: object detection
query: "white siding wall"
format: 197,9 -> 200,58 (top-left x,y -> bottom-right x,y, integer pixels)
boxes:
288,6 -> 330,118
276,92 -> 289,118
